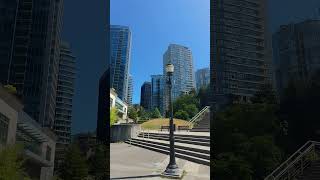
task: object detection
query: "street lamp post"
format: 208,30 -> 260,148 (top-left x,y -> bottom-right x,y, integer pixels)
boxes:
162,63 -> 181,178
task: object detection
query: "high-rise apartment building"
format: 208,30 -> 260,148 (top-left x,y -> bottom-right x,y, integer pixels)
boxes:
126,75 -> 133,106
211,0 -> 272,108
54,42 -> 76,145
110,25 -> 131,101
196,68 -> 210,90
54,42 -> 76,168
0,0 -> 64,127
273,20 -> 320,98
140,82 -> 152,111
163,44 -> 195,101
151,75 -> 165,115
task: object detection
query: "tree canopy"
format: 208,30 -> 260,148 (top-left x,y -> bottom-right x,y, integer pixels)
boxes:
150,108 -> 162,119
213,103 -> 283,180
279,71 -> 320,153
173,94 -> 199,120
0,145 -> 30,180
88,145 -> 108,179
110,108 -> 118,126
59,144 -> 88,180
128,107 -> 138,122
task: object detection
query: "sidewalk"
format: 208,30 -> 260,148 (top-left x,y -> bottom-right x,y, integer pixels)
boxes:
110,143 -> 210,180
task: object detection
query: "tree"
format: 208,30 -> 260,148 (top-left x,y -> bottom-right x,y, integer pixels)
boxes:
138,107 -> 150,120
173,94 -> 199,113
174,110 -> 189,120
197,85 -> 210,109
173,93 -> 200,120
0,145 -> 30,180
60,144 -> 88,180
184,104 -> 198,119
279,71 -> 320,153
214,153 -> 253,180
110,108 -> 118,126
4,84 -> 17,94
128,107 -> 138,122
151,108 -> 162,119
213,103 -> 284,180
88,145 -> 108,179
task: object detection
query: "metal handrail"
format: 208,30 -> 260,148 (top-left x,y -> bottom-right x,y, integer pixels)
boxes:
188,106 -> 210,126
265,141 -> 320,180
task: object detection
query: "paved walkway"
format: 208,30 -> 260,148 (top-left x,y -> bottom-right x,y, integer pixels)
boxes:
110,143 -> 210,180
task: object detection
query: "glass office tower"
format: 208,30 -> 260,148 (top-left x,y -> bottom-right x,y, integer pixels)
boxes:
110,25 -> 131,101
196,68 -> 210,90
140,82 -> 152,111
151,75 -> 165,116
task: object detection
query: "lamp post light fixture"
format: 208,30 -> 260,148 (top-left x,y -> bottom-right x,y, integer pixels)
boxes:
162,63 -> 182,178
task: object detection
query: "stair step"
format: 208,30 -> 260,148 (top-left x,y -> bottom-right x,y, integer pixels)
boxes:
125,140 -> 210,166
131,137 -> 210,154
137,134 -> 210,146
127,138 -> 210,160
138,133 -> 210,142
190,129 -> 210,132
140,132 -> 210,140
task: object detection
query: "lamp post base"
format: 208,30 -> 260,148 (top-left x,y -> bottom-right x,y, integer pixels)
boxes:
161,164 -> 183,179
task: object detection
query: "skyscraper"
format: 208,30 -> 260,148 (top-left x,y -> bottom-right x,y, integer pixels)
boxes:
273,20 -> 320,98
196,68 -> 210,90
96,69 -> 110,143
163,44 -> 195,101
0,0 -> 64,127
151,75 -> 165,115
110,25 -> 131,101
127,75 -> 133,106
211,0 -> 272,108
140,82 -> 152,111
54,42 -> 76,167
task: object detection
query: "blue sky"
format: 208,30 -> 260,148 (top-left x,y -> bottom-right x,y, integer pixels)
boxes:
111,0 -> 210,104
62,0 -> 320,133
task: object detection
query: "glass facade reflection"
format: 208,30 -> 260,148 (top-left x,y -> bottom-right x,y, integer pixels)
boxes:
110,25 -> 131,101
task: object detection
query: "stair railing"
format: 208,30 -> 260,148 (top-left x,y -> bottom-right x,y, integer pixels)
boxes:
188,106 -> 210,126
265,141 -> 320,180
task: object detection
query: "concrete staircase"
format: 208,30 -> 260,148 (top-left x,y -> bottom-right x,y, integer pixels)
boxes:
265,141 -> 320,180
125,132 -> 210,166
190,109 -> 210,132
298,161 -> 320,180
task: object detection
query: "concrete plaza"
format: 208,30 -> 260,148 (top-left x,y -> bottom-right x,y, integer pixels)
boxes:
110,143 -> 210,180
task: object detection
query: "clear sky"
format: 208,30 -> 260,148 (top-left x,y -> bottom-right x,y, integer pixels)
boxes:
111,0 -> 210,104
62,0 -> 320,133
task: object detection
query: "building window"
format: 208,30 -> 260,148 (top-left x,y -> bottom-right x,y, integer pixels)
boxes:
0,113 -> 9,144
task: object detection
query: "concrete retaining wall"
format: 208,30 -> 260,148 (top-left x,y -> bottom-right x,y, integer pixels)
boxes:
110,124 -> 141,143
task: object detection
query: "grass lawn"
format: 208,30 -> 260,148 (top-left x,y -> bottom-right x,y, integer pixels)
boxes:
141,118 -> 192,130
